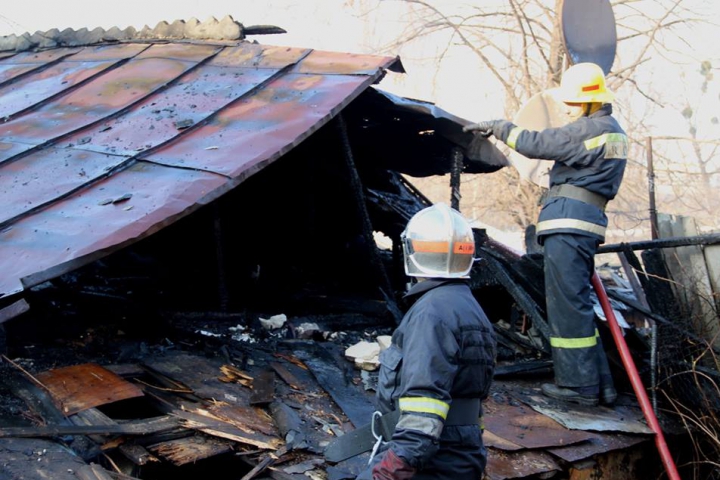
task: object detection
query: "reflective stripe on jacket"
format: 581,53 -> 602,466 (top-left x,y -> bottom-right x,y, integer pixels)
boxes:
495,105 -> 627,241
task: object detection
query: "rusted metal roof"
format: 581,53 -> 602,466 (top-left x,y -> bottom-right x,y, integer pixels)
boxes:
0,41 -> 401,300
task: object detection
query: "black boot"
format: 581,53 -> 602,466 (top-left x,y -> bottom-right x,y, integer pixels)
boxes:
600,385 -> 617,406
541,383 -> 599,406
599,374 -> 617,406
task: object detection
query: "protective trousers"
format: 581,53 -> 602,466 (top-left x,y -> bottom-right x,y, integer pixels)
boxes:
543,233 -> 612,389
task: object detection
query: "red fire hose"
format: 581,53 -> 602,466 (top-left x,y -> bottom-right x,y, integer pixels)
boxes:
591,272 -> 681,480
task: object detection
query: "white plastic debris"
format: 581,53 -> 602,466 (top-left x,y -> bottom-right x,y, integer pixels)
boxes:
259,314 -> 287,330
295,322 -> 321,339
376,335 -> 392,352
231,332 -> 257,343
228,324 -> 257,343
197,330 -> 222,337
345,340 -> 381,371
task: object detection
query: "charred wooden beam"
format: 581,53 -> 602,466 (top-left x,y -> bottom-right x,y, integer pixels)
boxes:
450,147 -> 463,210
146,435 -> 234,466
598,233 -> 720,254
249,369 -> 275,405
0,416 -> 181,438
480,253 -> 551,353
291,342 -> 375,428
334,113 -> 402,324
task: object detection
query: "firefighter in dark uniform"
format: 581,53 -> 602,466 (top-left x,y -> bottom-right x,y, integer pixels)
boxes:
463,63 -> 628,406
356,203 -> 496,480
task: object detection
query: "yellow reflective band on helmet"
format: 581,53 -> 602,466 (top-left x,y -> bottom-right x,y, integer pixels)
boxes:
506,127 -> 525,150
399,397 -> 450,419
537,218 -> 606,236
550,329 -> 600,349
584,133 -> 629,159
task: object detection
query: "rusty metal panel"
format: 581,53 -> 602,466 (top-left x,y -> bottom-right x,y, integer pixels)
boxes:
144,72 -> 379,177
486,448 -> 560,480
0,141 -> 34,160
0,45 -> 218,161
484,393 -> 596,449
0,45 -> 148,119
295,50 -> 399,75
35,363 -> 144,415
0,148 -> 126,224
0,48 -> 82,85
134,42 -> 221,61
61,67 -> 284,157
507,385 -> 654,434
0,161 -> 227,296
547,432 -> 647,463
211,44 -> 310,68
0,42 -> 396,300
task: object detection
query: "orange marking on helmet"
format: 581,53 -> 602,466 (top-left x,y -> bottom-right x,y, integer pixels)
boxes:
453,242 -> 475,254
411,240 -> 475,254
412,240 -> 450,253
582,84 -> 600,92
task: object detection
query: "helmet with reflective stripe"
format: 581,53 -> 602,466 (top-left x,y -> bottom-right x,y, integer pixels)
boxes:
402,203 -> 475,278
558,62 -> 614,104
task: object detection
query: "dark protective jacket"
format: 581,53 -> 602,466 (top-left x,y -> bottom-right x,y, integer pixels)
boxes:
493,105 -> 628,242
359,279 -> 496,479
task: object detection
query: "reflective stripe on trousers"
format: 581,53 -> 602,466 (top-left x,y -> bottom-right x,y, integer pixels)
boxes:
543,233 -> 612,388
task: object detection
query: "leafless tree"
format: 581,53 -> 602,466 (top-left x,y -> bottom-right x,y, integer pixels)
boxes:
375,0 -> 718,239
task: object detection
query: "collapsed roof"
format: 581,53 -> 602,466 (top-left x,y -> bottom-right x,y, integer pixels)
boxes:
0,23 -> 508,313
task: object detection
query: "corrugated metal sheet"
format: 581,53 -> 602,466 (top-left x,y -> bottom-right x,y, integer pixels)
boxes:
0,41 -> 400,299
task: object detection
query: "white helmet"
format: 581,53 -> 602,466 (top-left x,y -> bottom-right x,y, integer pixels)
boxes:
402,203 -> 476,279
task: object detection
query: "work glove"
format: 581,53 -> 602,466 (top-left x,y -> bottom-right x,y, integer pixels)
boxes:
463,120 -> 501,138
372,449 -> 416,480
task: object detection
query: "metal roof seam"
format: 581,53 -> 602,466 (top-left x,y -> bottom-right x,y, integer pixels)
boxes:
0,157 -> 135,232
0,44 -> 222,169
133,48 -> 316,165
136,156 -> 232,179
1,48 -> 153,125
0,50 -> 82,90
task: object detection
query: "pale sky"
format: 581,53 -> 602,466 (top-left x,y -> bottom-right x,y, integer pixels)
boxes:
1,1 -> 718,156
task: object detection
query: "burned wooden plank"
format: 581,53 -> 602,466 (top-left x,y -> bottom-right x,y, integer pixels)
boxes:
35,363 -> 143,415
270,362 -> 302,390
208,403 -> 278,437
239,446 -> 289,480
481,253 -> 551,352
146,435 -> 234,466
292,343 -> 375,428
219,364 -> 254,387
0,437 -> 87,480
70,407 -> 118,444
269,401 -> 307,450
250,369 -> 276,405
143,352 -> 252,404
2,367 -> 70,425
172,408 -> 281,450
0,298 -> 29,324
485,448 -> 560,480
0,415 -> 180,438
118,443 -> 159,466
75,463 -> 115,480
493,359 -> 553,378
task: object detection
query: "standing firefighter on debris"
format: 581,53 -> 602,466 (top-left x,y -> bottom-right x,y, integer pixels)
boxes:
353,203 -> 497,480
464,62 -> 628,407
